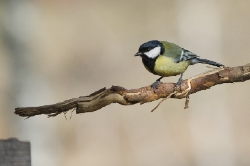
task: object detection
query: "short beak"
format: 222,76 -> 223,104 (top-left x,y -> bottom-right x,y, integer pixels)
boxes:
134,52 -> 143,56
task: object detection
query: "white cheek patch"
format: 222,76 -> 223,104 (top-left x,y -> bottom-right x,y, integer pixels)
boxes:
144,46 -> 161,59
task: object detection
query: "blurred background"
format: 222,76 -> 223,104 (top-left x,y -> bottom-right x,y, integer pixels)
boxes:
1,0 -> 250,165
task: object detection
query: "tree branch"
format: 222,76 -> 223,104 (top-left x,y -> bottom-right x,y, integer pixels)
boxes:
15,63 -> 250,118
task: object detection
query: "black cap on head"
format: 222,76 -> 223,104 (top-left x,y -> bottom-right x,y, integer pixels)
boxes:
138,40 -> 165,54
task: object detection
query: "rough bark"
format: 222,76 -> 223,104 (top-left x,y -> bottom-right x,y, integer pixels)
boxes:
15,63 -> 250,118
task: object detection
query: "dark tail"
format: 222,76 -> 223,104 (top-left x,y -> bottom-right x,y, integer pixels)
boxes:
190,58 -> 224,67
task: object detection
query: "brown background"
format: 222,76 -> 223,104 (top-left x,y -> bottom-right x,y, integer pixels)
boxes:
1,0 -> 250,166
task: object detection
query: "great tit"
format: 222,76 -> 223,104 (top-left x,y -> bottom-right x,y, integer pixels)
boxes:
134,40 -> 224,92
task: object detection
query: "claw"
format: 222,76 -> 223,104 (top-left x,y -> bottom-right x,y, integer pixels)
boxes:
152,81 -> 161,93
174,73 -> 183,90
152,76 -> 163,93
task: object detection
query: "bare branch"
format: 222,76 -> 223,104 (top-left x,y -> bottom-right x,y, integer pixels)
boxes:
15,63 -> 250,118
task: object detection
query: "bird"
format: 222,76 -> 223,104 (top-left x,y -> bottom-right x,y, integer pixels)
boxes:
134,40 -> 224,92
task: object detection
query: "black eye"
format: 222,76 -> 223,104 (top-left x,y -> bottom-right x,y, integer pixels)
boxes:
147,47 -> 151,51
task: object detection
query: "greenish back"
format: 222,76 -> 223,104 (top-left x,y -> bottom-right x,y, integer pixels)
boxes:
161,41 -> 182,61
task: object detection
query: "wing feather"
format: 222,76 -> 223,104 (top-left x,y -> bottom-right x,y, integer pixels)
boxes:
176,48 -> 198,63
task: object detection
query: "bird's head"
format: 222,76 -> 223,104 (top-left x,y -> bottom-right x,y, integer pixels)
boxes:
134,40 -> 165,59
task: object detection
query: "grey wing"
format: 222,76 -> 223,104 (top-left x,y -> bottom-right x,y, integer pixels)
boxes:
176,48 -> 198,63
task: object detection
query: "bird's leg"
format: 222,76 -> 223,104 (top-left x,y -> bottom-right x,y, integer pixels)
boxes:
152,76 -> 164,93
174,73 -> 183,90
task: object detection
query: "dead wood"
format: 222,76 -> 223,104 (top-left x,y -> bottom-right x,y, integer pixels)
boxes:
15,63 -> 250,118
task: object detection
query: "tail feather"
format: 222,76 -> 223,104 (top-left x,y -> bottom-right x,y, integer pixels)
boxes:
190,58 -> 224,67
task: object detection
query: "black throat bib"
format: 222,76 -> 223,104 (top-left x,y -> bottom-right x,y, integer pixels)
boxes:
141,55 -> 156,74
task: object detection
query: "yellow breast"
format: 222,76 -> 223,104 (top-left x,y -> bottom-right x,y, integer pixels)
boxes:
154,56 -> 190,77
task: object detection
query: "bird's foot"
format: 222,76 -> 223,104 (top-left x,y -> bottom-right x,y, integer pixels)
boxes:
152,80 -> 162,93
174,77 -> 192,99
174,78 -> 183,90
